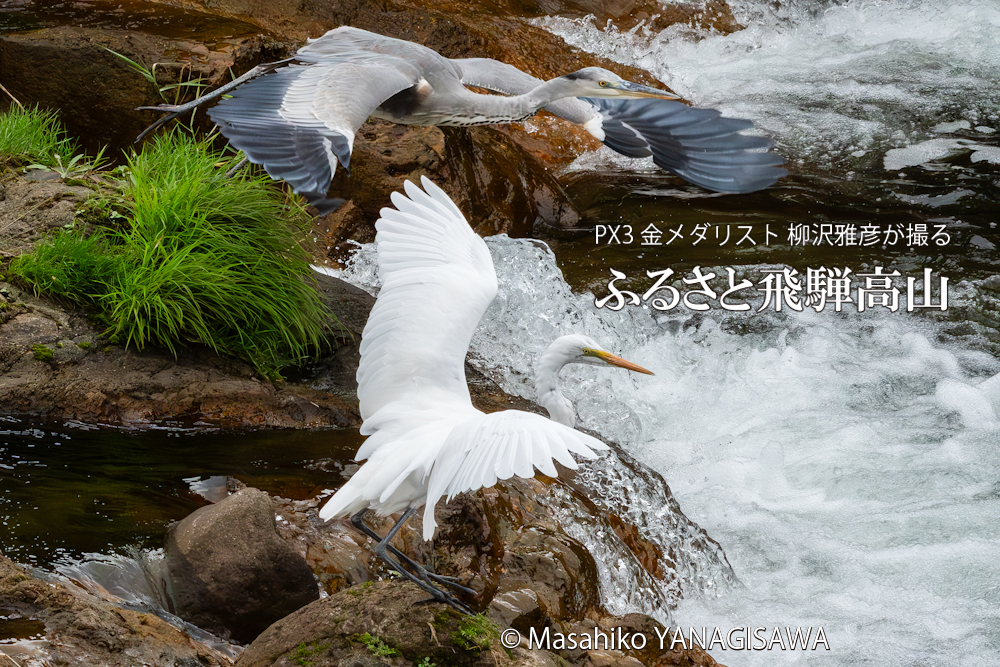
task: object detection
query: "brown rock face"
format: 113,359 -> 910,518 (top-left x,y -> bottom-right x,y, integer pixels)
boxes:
162,487 -> 320,643
0,22 -> 288,155
0,551 -> 232,666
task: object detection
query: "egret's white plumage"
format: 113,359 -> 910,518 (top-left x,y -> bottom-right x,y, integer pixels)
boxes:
316,177 -> 653,543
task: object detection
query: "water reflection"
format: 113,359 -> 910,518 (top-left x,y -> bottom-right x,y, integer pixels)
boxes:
0,416 -> 363,566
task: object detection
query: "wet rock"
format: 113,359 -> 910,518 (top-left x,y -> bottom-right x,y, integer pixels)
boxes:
0,176 -> 92,261
0,288 -> 362,427
163,487 -> 319,643
234,579 -> 564,667
0,551 -> 232,666
232,578 -> 726,667
0,22 -> 287,155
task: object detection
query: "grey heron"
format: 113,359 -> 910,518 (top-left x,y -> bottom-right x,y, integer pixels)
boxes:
138,26 -> 786,214
316,177 -> 653,613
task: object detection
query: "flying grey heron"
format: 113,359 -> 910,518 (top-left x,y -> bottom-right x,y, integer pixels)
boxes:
315,176 -> 653,613
138,26 -> 786,214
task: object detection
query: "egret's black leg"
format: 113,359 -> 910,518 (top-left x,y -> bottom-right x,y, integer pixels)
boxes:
350,508 -> 473,614
349,509 -> 476,595
134,58 -> 294,142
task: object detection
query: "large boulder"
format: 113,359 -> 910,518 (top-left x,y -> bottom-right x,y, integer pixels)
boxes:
162,487 -> 320,643
233,579 -> 726,667
234,579 -> 574,667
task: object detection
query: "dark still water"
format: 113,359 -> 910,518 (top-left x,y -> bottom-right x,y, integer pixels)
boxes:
0,416 -> 363,566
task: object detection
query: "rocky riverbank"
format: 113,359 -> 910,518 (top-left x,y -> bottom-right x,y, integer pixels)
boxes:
1,0 -> 751,663
0,169 -> 734,665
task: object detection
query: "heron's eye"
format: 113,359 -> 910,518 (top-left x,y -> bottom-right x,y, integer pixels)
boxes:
599,81 -> 608,87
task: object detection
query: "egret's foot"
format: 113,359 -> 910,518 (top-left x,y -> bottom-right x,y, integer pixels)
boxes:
373,543 -> 473,615
349,508 -> 474,615
349,509 -> 475,594
418,568 -> 477,596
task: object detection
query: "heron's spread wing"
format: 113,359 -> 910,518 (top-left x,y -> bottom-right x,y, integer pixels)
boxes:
208,49 -> 423,213
356,177 -> 498,442
456,57 -> 785,193
582,98 -> 786,193
421,409 -> 610,539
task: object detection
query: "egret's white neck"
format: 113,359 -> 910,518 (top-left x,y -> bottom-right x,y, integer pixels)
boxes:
535,343 -> 577,428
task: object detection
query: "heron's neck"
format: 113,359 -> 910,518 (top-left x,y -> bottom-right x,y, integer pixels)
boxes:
535,348 -> 576,428
435,78 -> 585,125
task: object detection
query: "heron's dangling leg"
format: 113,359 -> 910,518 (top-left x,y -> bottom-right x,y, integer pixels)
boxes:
134,58 -> 294,143
349,509 -> 476,594
225,157 -> 250,178
350,508 -> 473,615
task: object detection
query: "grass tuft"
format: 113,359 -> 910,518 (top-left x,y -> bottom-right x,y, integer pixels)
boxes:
11,130 -> 328,378
11,228 -> 118,305
0,106 -> 80,167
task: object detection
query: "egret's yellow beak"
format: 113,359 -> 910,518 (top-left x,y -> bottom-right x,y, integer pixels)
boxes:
592,350 -> 655,375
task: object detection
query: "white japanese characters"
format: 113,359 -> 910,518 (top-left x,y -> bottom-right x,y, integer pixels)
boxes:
595,267 -> 948,313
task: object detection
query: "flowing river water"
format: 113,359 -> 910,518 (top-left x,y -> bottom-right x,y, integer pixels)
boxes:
3,0 -> 1000,664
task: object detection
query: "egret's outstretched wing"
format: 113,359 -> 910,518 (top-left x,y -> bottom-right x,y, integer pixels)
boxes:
208,48 -> 423,213
421,410 -> 610,538
456,57 -> 785,193
356,177 -> 498,440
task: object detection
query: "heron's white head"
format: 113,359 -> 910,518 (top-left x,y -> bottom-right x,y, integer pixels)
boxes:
559,67 -> 679,100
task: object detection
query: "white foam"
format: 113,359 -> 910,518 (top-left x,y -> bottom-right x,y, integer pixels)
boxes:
532,0 -> 1000,167
970,146 -> 1000,164
883,139 -> 968,170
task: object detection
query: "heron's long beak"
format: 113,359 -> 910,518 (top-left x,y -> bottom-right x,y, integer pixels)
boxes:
595,350 -> 655,375
610,81 -> 680,100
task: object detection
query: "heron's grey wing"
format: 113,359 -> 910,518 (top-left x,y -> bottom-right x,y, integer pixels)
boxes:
421,409 -> 609,539
456,58 -> 785,193
207,53 -> 423,213
355,177 -> 498,450
582,98 -> 786,193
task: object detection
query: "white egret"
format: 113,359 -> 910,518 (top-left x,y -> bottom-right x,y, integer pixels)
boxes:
138,26 -> 785,213
318,177 -> 653,612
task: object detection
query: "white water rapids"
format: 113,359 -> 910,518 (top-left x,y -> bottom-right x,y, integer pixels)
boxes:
502,4 -> 1000,663
534,0 -> 1000,174
337,231 -> 1000,666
